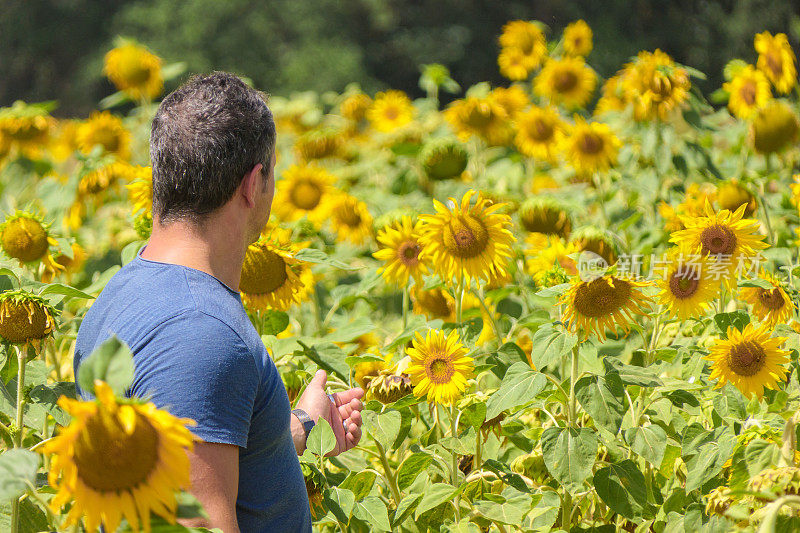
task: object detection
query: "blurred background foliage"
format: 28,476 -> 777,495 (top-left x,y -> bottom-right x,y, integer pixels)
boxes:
2,0 -> 799,117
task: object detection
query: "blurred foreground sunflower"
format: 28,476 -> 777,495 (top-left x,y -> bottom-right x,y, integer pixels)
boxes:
534,57 -> 597,109
754,31 -> 797,94
77,111 -> 131,160
559,274 -> 651,340
514,106 -> 565,162
706,322 -> 788,399
103,42 -> 163,101
367,90 -> 414,132
272,164 -> 335,224
563,20 -> 593,57
374,216 -> 430,287
723,64 -> 771,120
41,380 -> 195,533
749,99 -> 799,154
406,329 -> 473,405
419,190 -> 515,285
444,96 -> 512,146
518,197 -> 571,238
560,118 -> 620,175
329,194 -> 373,245
498,20 -> 547,70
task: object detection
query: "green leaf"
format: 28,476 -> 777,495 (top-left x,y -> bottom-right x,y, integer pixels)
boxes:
713,383 -> 748,419
257,310 -> 289,336
575,373 -> 626,434
738,278 -> 773,290
324,486 -> 356,523
363,410 -> 401,451
745,439 -> 782,477
77,336 -> 135,395
293,341 -> 350,382
496,342 -> 528,365
474,487 -> 532,524
593,460 -> 648,519
541,426 -> 598,494
714,311 -> 750,338
354,496 -> 391,531
485,362 -> 547,420
392,493 -> 423,527
339,470 -> 376,501
294,248 -> 361,270
0,498 -> 49,533
322,317 -> 374,344
306,418 -> 336,457
415,483 -> 458,519
38,282 -> 94,301
534,283 -> 570,298
683,426 -> 736,492
602,358 -> 662,387
397,452 -> 433,491
625,425 -> 667,468
0,448 -> 39,500
0,268 -> 20,288
121,240 -> 145,265
528,323 -> 577,371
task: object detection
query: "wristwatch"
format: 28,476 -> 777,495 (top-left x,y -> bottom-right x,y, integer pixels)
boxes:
292,408 -> 315,441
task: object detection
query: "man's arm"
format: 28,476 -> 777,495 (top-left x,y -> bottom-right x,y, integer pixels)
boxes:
179,442 -> 240,532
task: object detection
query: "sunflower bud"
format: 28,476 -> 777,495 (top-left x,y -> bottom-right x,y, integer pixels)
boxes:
295,128 -> 342,161
419,138 -> 469,181
518,198 -> 571,238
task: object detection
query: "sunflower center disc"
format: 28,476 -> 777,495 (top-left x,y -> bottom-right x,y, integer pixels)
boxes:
766,52 -> 783,77
337,205 -> 362,227
383,106 -> 399,121
119,56 -> 153,85
668,270 -> 700,299
239,248 -> 289,295
530,119 -> 554,141
73,409 -> 159,492
727,340 -> 767,377
466,104 -> 493,128
397,241 -> 420,266
741,82 -> 757,106
700,224 -> 737,256
427,356 -> 455,384
758,287 -> 785,310
290,181 -> 322,210
1,219 -> 49,262
578,132 -> 604,155
554,70 -> 578,92
442,215 -> 489,258
573,277 -> 631,318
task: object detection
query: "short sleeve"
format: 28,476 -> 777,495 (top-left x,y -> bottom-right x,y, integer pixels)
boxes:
127,311 -> 259,448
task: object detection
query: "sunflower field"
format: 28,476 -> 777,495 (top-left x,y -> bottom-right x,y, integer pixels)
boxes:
4,18 -> 800,533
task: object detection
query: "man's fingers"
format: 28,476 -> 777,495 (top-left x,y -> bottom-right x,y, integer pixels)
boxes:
338,398 -> 362,420
334,387 -> 364,406
346,424 -> 362,448
311,369 -> 328,389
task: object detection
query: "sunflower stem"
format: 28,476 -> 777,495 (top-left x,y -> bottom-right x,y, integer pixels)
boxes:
561,490 -> 573,529
450,403 -> 461,521
646,311 -> 663,365
374,439 -> 402,504
569,344 -> 579,427
757,179 -> 775,246
10,345 -> 26,533
594,172 -> 609,227
401,286 -> 410,330
472,287 -> 504,342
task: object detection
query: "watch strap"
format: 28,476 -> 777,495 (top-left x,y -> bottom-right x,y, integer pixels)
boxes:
292,408 -> 315,439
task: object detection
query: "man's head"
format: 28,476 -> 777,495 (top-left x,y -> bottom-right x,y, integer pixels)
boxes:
150,72 -> 276,229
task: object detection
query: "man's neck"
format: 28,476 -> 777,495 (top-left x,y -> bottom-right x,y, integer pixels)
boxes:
141,215 -> 248,290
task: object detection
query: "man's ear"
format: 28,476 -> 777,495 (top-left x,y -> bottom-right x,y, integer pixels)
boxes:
240,163 -> 263,208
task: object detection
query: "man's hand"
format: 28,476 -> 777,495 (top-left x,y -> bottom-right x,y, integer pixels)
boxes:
293,370 -> 364,455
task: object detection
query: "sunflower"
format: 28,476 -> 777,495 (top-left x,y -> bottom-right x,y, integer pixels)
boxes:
749,99 -> 799,154
498,20 -> 548,71
368,370 -> 414,404
444,96 -> 512,146
294,127 -> 342,160
723,64 -> 772,120
329,194 -> 373,245
406,329 -> 473,405
525,234 -> 579,283
563,20 -> 593,57
705,322 -> 789,399
559,275 -> 652,340
704,487 -> 736,518
340,92 -> 372,123
49,119 -> 81,161
79,160 -> 142,198
660,183 -> 717,232
411,287 -> 455,321
354,356 -> 389,389
0,290 -> 56,345
534,57 -> 597,109
514,106 -> 566,162
103,42 -> 163,101
419,138 -> 469,181
0,211 -> 54,263
76,111 -> 131,160
754,31 -> 797,94
621,50 -> 691,121
594,73 -> 628,116
419,189 -> 515,285
41,380 -> 195,533
367,90 -> 415,132
374,216 -> 430,286
498,47 -> 534,81
240,236 -> 306,312
655,249 -> 721,321
570,227 -> 620,265
0,101 -> 54,154
716,181 -> 756,217
740,272 -> 795,328
491,85 -> 529,118
670,201 -> 768,284
272,164 -> 336,224
518,197 -> 571,238
127,167 -> 154,216
560,118 -> 621,175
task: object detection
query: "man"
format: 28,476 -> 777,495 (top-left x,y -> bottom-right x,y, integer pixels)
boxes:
74,72 -> 364,532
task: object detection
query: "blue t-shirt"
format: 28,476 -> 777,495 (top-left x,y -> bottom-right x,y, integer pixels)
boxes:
74,251 -> 312,533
